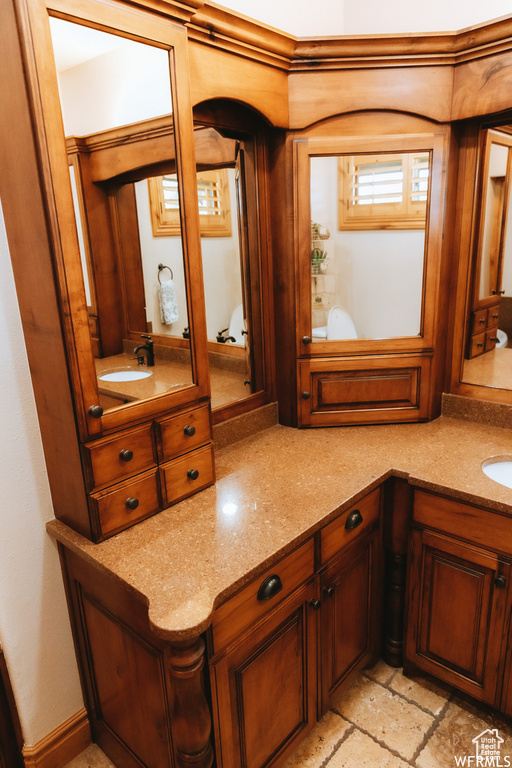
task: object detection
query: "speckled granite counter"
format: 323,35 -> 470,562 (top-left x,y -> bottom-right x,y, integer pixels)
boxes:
47,415 -> 512,641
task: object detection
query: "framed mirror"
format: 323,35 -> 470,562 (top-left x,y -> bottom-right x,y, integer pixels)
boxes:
37,2 -> 209,438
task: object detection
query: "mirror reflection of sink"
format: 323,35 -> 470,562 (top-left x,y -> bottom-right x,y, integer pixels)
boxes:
99,368 -> 153,382
482,458 -> 512,490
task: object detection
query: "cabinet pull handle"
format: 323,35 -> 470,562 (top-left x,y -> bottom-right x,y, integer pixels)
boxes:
257,574 -> 283,601
477,342 -> 483,348
125,497 -> 139,511
492,289 -> 505,295
489,337 -> 499,343
345,509 -> 363,530
301,391 -> 310,400
302,336 -> 312,345
88,405 -> 103,418
495,575 -> 507,589
323,586 -> 335,598
309,599 -> 321,610
119,449 -> 133,462
478,318 -> 486,324
187,469 -> 199,480
184,425 -> 196,437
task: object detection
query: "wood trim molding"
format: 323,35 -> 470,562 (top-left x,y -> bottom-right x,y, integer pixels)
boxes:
22,708 -> 90,768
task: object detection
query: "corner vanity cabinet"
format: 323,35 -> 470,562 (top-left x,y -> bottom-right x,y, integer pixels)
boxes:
57,488 -> 383,768
405,490 -> 512,710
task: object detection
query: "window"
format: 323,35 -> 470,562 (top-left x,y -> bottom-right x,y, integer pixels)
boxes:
338,152 -> 430,230
148,169 -> 232,237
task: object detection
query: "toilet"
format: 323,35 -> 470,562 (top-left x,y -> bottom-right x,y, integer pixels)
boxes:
312,305 -> 358,340
496,329 -> 509,348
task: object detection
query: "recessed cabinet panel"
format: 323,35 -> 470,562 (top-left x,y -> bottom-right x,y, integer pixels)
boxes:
299,356 -> 431,426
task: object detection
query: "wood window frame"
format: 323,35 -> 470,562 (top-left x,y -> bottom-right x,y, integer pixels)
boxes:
338,151 -> 430,230
148,169 -> 232,237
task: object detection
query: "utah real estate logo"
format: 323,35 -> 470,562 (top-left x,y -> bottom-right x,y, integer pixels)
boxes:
455,729 -> 510,767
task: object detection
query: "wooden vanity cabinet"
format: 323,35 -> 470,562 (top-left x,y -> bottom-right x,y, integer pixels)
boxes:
404,490 -> 512,707
318,488 -> 383,712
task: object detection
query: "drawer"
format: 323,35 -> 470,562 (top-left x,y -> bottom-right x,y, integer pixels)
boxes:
471,308 -> 488,335
413,490 -> 512,555
83,423 -> 156,490
320,488 -> 380,565
487,306 -> 500,329
156,404 -> 211,462
211,538 -> 315,654
91,468 -> 162,539
468,331 -> 485,358
160,443 -> 215,507
485,329 -> 499,352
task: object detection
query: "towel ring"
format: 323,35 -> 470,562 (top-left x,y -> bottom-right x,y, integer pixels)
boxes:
158,263 -> 173,284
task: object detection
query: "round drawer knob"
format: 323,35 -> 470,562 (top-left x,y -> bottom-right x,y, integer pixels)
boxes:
309,598 -> 321,610
301,391 -> 310,400
323,586 -> 335,598
184,425 -> 196,437
119,449 -> 133,462
125,497 -> 139,511
302,336 -> 312,345
187,469 -> 199,480
495,575 -> 507,589
88,405 -> 103,419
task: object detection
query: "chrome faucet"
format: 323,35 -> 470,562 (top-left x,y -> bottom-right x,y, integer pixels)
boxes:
133,334 -> 155,366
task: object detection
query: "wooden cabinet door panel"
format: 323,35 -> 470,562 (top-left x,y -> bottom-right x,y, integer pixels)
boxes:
320,529 -> 381,711
211,581 -> 317,768
405,529 -> 509,705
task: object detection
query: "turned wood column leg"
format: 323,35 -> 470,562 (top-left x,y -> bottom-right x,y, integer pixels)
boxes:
382,477 -> 413,668
168,637 -> 213,768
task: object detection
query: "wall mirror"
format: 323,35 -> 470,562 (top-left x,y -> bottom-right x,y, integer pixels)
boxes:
309,151 -> 429,342
461,126 -> 512,392
297,134 -> 443,354
43,9 -> 209,436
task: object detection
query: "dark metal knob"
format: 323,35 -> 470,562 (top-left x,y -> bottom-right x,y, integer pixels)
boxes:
309,599 -> 321,610
492,289 -> 505,295
477,342 -> 483,348
88,405 -> 103,419
183,425 -> 196,437
323,586 -> 335,598
125,497 -> 139,511
478,318 -> 486,324
495,575 -> 507,589
302,391 -> 310,400
187,469 -> 199,480
302,336 -> 312,345
490,337 -> 499,343
257,574 -> 283,601
345,509 -> 363,530
119,449 -> 133,462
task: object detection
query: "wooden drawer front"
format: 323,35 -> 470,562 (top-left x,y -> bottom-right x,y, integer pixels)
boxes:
156,405 -> 211,462
485,329 -> 499,352
321,488 -> 380,565
91,469 -> 162,539
211,538 -> 315,654
299,357 -> 431,426
413,490 -> 512,555
469,332 -> 486,358
471,308 -> 488,335
83,423 -> 155,490
487,306 -> 500,329
160,444 -> 215,507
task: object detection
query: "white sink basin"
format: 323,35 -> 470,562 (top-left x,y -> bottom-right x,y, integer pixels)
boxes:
482,458 -> 512,490
99,368 -> 153,382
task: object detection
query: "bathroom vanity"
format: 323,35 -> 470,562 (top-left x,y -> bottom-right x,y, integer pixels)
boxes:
3,0 -> 512,766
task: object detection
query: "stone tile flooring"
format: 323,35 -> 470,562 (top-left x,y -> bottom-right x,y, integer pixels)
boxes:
64,662 -> 512,768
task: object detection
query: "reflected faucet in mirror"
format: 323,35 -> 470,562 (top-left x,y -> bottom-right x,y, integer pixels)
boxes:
133,334 -> 155,366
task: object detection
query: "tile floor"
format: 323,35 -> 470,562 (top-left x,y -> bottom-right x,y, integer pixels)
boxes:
64,662 -> 512,768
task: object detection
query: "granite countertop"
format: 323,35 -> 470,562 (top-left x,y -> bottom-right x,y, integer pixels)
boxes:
47,415 -> 512,642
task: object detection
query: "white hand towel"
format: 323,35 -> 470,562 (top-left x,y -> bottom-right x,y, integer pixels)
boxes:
159,279 -> 179,325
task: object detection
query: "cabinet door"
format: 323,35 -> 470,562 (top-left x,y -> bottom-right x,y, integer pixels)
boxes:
210,580 -> 318,768
405,529 -> 509,705
319,528 -> 382,712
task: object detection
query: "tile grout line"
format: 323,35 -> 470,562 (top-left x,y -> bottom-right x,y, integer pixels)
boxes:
362,668 -> 454,719
409,696 -> 454,764
330,706 -> 419,766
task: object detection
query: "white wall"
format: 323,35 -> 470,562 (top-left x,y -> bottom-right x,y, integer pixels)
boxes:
0,201 -> 84,745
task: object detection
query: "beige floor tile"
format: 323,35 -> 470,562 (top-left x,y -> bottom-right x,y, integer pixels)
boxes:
362,660 -> 397,686
63,744 -> 116,768
416,699 -> 512,768
388,671 -> 450,715
281,711 -> 352,768
333,675 -> 434,761
327,729 -> 411,768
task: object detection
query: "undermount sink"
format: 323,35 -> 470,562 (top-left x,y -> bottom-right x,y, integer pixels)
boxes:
99,368 -> 153,382
482,458 -> 512,490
